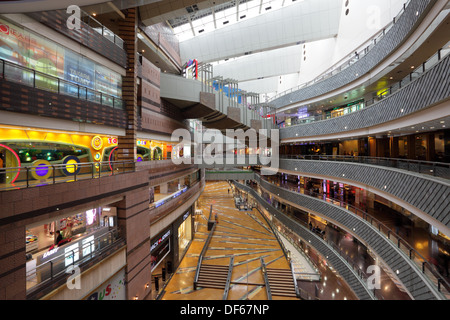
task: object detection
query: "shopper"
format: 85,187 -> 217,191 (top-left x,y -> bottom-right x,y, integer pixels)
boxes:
55,230 -> 63,245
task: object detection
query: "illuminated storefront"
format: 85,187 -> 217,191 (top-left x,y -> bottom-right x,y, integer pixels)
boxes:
0,18 -> 122,100
0,126 -> 175,185
25,205 -> 118,290
178,211 -> 192,262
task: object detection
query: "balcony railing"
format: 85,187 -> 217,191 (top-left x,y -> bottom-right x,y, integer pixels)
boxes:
0,58 -> 125,110
26,228 -> 123,295
79,10 -> 124,49
270,0 -> 412,102
0,160 -> 136,191
279,41 -> 450,128
257,175 -> 450,299
279,155 -> 450,180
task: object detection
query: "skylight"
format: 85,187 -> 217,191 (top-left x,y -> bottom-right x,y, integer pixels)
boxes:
171,0 -> 302,42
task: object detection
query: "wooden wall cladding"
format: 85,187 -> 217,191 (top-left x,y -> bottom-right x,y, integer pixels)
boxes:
0,79 -> 127,128
139,108 -> 185,135
27,10 -> 127,68
138,21 -> 182,68
139,57 -> 161,113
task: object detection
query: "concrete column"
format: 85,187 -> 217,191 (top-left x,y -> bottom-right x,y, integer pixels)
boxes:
160,183 -> 168,194
117,8 -> 138,169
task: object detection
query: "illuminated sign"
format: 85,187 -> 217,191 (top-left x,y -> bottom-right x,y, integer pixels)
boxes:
182,211 -> 190,222
91,136 -> 103,150
137,140 -> 147,146
82,236 -> 95,256
64,243 -> 80,267
151,229 -> 171,252
108,137 -> 118,144
43,247 -> 59,259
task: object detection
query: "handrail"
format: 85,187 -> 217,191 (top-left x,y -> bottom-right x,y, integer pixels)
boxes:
290,259 -> 300,299
232,180 -> 375,300
260,257 -> 272,300
279,155 -> 450,179
0,159 -> 137,191
0,158 -> 183,191
273,225 -> 321,279
257,174 -> 450,298
278,40 -> 450,124
26,228 -> 122,292
0,58 -> 125,110
78,9 -> 125,48
193,216 -> 217,290
269,0 -> 412,103
223,256 -> 235,300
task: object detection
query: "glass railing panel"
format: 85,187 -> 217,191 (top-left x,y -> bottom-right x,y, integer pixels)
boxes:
280,43 -> 450,129
26,229 -> 122,291
4,63 -> 34,87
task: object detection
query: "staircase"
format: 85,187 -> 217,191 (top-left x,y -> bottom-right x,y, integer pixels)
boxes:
197,264 -> 230,289
266,268 -> 298,298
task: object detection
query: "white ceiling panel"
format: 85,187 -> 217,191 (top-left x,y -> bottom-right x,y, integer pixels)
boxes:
179,0 -> 342,64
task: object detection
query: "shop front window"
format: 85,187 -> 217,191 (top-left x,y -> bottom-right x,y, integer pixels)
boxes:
25,206 -> 118,290
178,213 -> 192,261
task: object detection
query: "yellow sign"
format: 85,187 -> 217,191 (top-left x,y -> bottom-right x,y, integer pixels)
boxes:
91,136 -> 103,150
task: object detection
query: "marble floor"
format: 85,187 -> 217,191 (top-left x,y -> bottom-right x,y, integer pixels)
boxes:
160,181 -> 360,301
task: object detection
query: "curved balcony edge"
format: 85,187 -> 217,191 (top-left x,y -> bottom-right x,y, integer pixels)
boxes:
280,53 -> 450,141
253,175 -> 447,300
271,0 -> 441,109
269,159 -> 450,237
232,180 -> 375,300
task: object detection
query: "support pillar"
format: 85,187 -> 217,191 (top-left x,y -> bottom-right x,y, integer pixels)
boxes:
117,8 -> 138,170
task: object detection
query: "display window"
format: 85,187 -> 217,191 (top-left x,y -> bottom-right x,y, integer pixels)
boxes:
26,206 -> 118,290
0,126 -> 119,185
0,18 -> 122,98
178,211 -> 192,261
150,229 -> 171,272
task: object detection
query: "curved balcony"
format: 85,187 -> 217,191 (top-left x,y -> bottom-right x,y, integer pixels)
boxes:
279,41 -> 450,130
149,179 -> 203,224
232,180 -> 376,300
280,51 -> 450,141
269,158 -> 450,237
252,174 -> 449,300
270,0 -> 440,109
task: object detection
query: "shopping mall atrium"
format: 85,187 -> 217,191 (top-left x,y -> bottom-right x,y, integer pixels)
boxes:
0,0 -> 449,304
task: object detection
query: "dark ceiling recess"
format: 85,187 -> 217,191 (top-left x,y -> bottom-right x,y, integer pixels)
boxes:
186,4 -> 199,13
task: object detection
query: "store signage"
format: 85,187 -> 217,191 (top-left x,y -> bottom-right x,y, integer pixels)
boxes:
151,229 -> 170,252
108,137 -> 118,144
91,136 -> 103,150
43,247 -> 59,259
137,140 -> 147,146
64,243 -> 80,267
85,269 -> 126,300
182,211 -> 190,222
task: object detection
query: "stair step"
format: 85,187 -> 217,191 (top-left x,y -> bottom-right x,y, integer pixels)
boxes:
197,283 -> 226,289
271,288 -> 297,293
202,265 -> 230,269
269,281 -> 295,287
198,274 -> 228,281
268,276 -> 294,281
267,270 -> 292,273
271,292 -> 298,298
200,270 -> 228,277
